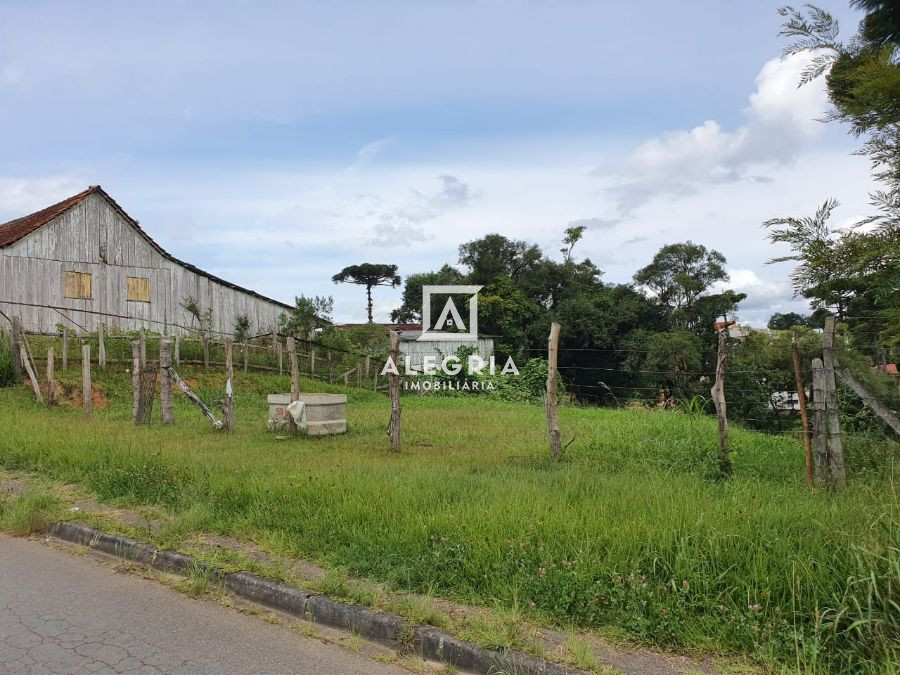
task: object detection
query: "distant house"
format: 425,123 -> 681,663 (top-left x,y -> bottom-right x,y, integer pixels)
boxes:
340,322 -> 495,372
0,186 -> 291,335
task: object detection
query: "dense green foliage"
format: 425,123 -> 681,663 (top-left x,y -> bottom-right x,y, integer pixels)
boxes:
0,367 -> 896,671
0,330 -> 14,388
776,3 -> 900,354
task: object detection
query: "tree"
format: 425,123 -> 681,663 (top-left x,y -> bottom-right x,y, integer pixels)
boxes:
633,242 -> 729,316
233,314 -> 251,341
391,264 -> 465,323
767,312 -> 809,330
180,296 -> 213,335
561,225 -> 586,263
458,234 -> 542,285
774,4 -> 900,355
278,295 -> 333,340
779,3 -> 900,190
332,263 -> 401,323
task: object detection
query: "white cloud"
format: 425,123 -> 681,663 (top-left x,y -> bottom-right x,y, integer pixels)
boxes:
368,174 -> 476,247
602,51 -> 830,212
0,177 -> 85,222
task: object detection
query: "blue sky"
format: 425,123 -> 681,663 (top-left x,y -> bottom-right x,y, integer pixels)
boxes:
0,0 -> 876,325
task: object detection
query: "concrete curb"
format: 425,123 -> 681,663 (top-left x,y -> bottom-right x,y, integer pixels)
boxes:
49,522 -> 579,674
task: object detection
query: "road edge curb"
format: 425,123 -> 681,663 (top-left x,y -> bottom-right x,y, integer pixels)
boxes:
49,521 -> 579,674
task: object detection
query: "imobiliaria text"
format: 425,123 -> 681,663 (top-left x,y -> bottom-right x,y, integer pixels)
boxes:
381,354 -> 520,392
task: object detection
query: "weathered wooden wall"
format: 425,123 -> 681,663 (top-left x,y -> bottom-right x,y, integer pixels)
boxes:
0,192 -> 289,335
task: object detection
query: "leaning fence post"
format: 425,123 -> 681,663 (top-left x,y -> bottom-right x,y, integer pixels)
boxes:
822,317 -> 845,490
546,322 -> 562,461
46,347 -> 55,406
388,331 -> 401,452
811,357 -> 828,484
131,341 -> 141,423
710,329 -> 731,477
160,339 -> 174,425
224,339 -> 235,432
98,323 -> 106,368
791,338 -> 814,488
19,342 -> 43,404
62,328 -> 69,370
82,344 -> 92,419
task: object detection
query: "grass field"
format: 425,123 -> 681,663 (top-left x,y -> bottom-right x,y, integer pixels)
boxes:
0,365 -> 897,672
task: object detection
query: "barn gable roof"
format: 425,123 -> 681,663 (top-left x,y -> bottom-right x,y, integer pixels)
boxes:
0,185 -> 292,310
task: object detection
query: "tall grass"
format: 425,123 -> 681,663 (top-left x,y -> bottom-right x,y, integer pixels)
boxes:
0,366 -> 896,671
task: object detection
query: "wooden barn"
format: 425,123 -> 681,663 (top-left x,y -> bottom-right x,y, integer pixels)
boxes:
0,186 -> 291,336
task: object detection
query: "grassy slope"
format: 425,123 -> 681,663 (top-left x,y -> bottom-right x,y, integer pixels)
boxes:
0,366 -> 896,671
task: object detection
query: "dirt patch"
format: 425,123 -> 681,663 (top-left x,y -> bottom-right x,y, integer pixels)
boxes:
56,382 -> 109,409
194,533 -> 328,582
1,478 -> 25,496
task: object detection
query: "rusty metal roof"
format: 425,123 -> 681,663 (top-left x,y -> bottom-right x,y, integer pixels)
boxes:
0,186 -> 100,247
0,185 -> 292,310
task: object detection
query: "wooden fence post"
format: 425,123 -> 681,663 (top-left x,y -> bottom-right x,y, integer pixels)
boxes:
277,339 -> 283,376
82,344 -> 92,419
357,360 -> 362,388
711,330 -> 731,477
242,340 -> 249,372
791,338 -> 814,488
224,339 -> 235,432
174,334 -> 180,367
62,328 -> 68,370
811,357 -> 828,484
310,348 -> 316,377
203,331 -> 210,370
98,323 -> 106,368
46,348 -> 55,406
823,317 -> 845,490
135,369 -> 156,425
10,316 -> 23,377
364,355 -> 371,379
327,351 -> 333,384
139,327 -> 147,369
160,339 -> 174,425
388,331 -> 401,452
131,341 -> 141,423
4,318 -> 18,377
287,337 -> 299,434
546,322 -> 562,461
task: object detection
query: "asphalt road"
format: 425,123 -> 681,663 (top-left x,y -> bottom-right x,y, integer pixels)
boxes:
0,534 -> 405,674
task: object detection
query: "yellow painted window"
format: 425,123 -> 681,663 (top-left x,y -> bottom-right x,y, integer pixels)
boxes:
64,271 -> 92,299
127,276 -> 151,302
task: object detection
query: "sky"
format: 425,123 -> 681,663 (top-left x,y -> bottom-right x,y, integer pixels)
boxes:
0,0 -> 877,326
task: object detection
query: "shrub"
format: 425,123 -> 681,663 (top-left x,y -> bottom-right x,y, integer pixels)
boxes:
0,331 -> 14,388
